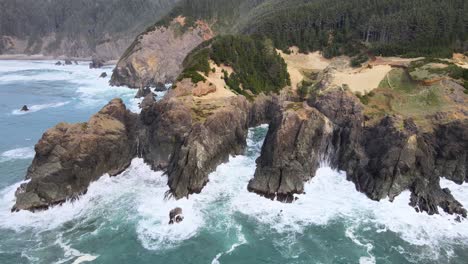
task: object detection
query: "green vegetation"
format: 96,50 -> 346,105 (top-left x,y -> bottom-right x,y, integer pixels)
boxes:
350,54 -> 369,68
363,68 -> 457,129
179,46 -> 211,83
239,0 -> 468,57
355,91 -> 375,105
178,35 -> 290,96
153,0 -> 266,33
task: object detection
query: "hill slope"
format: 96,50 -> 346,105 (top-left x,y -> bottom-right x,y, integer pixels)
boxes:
0,0 -> 179,59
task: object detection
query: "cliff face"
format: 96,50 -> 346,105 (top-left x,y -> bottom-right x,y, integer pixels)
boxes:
0,0 -> 178,59
110,19 -> 214,88
12,86 -> 468,217
248,90 -> 468,217
12,77 -> 276,211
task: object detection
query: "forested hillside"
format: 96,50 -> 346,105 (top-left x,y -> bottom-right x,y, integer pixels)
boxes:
179,35 -> 290,97
240,0 -> 468,57
152,0 -> 468,58
153,0 -> 266,32
0,0 -> 178,57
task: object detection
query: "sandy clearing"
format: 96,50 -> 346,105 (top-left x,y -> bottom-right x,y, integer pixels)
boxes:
426,63 -> 448,69
332,65 -> 392,94
278,48 -> 330,90
196,61 -> 236,100
371,56 -> 423,67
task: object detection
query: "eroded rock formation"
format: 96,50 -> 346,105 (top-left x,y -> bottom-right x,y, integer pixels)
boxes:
248,89 -> 468,217
12,84 -> 467,218
110,18 -> 214,88
13,99 -> 138,211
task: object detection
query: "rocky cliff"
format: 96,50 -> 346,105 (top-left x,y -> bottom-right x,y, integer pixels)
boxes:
110,18 -> 214,88
12,77 -> 276,211
12,85 -> 468,217
13,99 -> 138,211
248,89 -> 468,217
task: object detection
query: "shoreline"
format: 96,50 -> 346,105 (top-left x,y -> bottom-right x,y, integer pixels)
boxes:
0,54 -> 118,65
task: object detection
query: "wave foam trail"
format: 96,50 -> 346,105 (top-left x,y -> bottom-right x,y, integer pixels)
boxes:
11,101 -> 70,115
232,165 -> 468,254
0,146 -> 35,162
0,158 -> 166,232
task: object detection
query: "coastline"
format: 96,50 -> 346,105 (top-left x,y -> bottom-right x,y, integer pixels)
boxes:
0,54 -> 118,65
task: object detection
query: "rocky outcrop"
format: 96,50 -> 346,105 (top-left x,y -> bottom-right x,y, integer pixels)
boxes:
135,87 -> 152,98
99,72 -> 108,78
110,19 -> 214,88
138,81 -> 264,198
12,83 -> 466,217
248,89 -> 468,217
12,99 -> 137,211
248,104 -> 334,202
89,57 -> 105,69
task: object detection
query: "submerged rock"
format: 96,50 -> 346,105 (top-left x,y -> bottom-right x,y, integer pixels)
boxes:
64,59 -> 73,65
168,207 -> 183,224
20,105 -> 29,112
55,61 -> 62,66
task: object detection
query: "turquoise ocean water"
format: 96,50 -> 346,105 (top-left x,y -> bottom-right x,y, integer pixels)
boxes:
0,60 -> 467,264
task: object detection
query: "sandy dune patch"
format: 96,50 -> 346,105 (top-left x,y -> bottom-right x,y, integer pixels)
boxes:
196,61 -> 236,100
278,48 -> 330,90
332,65 -> 392,94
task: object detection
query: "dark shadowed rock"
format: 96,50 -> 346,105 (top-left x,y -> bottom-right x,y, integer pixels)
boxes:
99,72 -> 108,78
20,105 -> 29,112
248,89 -> 467,217
89,57 -> 105,69
168,207 -> 183,224
12,99 -> 137,212
248,103 -> 334,202
135,87 -> 152,98
64,59 -> 72,65
155,82 -> 168,92
140,93 -> 156,109
55,61 -> 62,66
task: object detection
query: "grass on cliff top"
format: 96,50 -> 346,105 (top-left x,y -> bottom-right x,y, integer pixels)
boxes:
362,68 -> 458,129
177,35 -> 291,97
408,58 -> 468,82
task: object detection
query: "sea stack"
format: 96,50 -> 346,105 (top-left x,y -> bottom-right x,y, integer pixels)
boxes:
20,105 -> 29,112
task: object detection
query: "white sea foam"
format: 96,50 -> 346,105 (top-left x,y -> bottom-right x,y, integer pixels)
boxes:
11,101 -> 70,115
211,224 -> 247,264
0,146 -> 35,162
54,235 -> 99,264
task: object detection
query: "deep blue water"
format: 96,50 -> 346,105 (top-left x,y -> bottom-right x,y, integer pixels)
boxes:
0,60 -> 468,264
